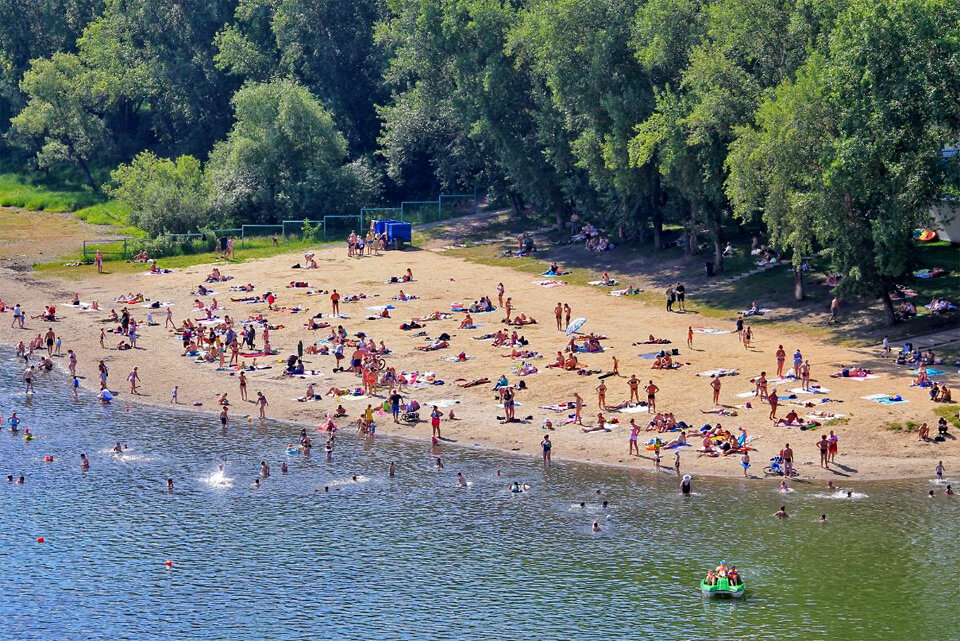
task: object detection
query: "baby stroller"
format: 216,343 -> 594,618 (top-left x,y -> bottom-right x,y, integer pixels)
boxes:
402,400 -> 421,423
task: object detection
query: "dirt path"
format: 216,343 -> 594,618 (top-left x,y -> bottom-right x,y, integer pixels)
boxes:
0,206 -> 120,269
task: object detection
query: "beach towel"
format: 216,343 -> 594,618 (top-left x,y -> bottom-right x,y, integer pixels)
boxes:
533,280 -> 565,288
697,369 -> 739,377
588,280 -> 618,286
423,399 -> 460,408
540,403 -> 573,412
695,328 -> 731,335
862,394 -> 909,405
787,386 -> 831,395
610,288 -> 642,297
912,368 -> 945,377
613,404 -> 648,414
542,270 -> 571,276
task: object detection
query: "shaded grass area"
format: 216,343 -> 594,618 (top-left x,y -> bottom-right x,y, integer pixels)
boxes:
441,225 -> 958,345
0,173 -> 104,212
33,237 -> 334,280
934,405 -> 960,429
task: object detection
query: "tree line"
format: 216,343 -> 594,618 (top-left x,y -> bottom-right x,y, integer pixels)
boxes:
0,0 -> 957,321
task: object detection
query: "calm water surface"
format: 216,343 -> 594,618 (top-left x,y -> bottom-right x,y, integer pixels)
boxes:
0,353 -> 957,640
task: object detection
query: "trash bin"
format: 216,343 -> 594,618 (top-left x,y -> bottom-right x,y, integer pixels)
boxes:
705,261 -> 715,277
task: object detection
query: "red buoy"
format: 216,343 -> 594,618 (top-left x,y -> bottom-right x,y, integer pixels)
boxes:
37,537 -> 44,544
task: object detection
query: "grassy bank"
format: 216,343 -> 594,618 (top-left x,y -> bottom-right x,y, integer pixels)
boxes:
34,237 -> 334,279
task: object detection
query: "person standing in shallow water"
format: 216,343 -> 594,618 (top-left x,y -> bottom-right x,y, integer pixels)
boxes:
541,435 -> 552,467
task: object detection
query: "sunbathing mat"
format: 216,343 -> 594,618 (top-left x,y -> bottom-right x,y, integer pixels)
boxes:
613,405 -> 649,414
697,369 -> 739,377
861,394 -> 909,405
787,387 -> 831,395
424,399 -> 461,408
833,373 -> 879,381
912,368 -> 946,377
588,280 -> 618,286
695,328 -> 731,335
533,280 -> 565,288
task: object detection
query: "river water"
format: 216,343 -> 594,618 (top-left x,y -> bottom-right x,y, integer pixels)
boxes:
0,352 -> 956,640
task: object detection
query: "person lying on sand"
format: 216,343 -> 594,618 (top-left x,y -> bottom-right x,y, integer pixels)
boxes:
634,335 -> 671,345
776,410 -> 806,426
458,378 -> 490,388
415,340 -> 449,351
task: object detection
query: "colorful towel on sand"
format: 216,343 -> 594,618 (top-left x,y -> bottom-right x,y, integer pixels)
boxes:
912,368 -> 945,377
533,280 -> 565,288
787,386 -> 831,395
588,280 -> 618,286
610,288 -> 642,296
861,393 -> 909,405
695,328 -> 731,335
542,270 -> 571,277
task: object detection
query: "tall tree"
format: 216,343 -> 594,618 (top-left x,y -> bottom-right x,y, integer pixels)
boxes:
216,0 -> 388,154
206,79 -> 380,224
8,53 -> 110,188
726,0 -> 960,324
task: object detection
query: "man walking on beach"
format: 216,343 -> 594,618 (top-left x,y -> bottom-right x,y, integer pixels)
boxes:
563,303 -> 571,330
829,296 -> 839,324
646,380 -> 659,413
555,303 -> 563,330
331,289 -> 341,316
780,443 -> 794,477
675,282 -> 686,311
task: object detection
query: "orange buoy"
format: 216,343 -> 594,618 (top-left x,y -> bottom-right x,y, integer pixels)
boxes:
37,537 -> 44,544
165,560 -> 173,567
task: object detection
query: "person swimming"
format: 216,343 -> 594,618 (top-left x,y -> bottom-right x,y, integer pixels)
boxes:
510,481 -> 523,493
457,472 -> 467,487
253,478 -> 260,488
592,520 -> 602,532
779,480 -> 789,492
113,442 -> 123,454
775,505 -> 788,518
680,475 -> 692,495
167,479 -> 174,491
819,514 -> 827,522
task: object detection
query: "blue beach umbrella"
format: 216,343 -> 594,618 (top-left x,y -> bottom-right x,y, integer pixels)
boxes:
566,317 -> 587,335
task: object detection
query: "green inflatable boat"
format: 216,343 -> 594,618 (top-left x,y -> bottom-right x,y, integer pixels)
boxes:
700,577 -> 745,598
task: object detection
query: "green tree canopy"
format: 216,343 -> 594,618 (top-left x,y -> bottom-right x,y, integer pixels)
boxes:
206,79 -> 380,224
107,151 -> 211,235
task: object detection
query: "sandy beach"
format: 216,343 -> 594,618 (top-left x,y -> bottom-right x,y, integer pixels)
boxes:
0,242 -> 955,481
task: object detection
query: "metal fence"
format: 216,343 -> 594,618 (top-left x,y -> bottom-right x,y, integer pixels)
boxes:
82,186 -> 483,261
